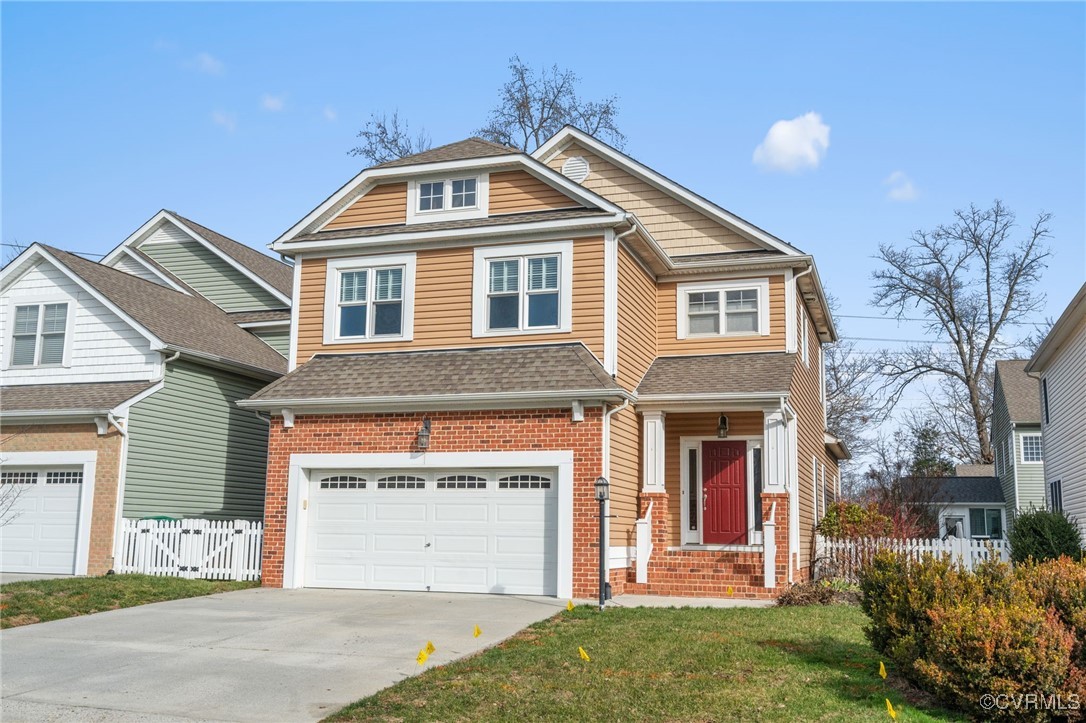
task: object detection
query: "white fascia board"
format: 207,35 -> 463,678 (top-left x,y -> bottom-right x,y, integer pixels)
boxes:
533,127 -> 802,256
0,408 -> 114,420
100,209 -> 174,265
111,380 -> 166,417
237,388 -> 633,412
636,392 -> 789,405
115,249 -> 192,294
272,213 -> 626,255
163,346 -> 282,381
5,245 -> 165,351
236,319 -> 291,330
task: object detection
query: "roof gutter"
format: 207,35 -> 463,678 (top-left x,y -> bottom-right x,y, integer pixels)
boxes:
162,345 -> 282,381
238,388 -> 634,412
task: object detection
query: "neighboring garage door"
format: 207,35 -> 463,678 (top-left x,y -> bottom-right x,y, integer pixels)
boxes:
305,468 -> 557,596
0,467 -> 84,574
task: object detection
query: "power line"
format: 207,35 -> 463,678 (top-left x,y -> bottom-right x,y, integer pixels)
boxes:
1,243 -> 104,258
838,313 -> 1047,328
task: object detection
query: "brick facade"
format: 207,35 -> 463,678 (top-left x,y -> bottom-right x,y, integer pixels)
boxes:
0,422 -> 123,575
262,408 -> 606,596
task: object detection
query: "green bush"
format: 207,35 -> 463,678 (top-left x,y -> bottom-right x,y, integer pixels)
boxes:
859,553 -> 1086,720
1009,507 -> 1083,564
816,501 -> 892,539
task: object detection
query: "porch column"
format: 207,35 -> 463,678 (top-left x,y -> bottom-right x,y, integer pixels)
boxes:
642,411 -> 666,493
762,407 -> 788,493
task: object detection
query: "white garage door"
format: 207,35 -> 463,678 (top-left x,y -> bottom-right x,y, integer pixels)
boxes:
1,468 -> 83,574
305,468 -> 557,595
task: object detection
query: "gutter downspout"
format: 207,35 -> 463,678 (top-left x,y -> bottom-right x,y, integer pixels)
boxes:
600,397 -> 631,593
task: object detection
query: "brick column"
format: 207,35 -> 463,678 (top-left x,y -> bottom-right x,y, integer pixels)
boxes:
761,492 -> 789,588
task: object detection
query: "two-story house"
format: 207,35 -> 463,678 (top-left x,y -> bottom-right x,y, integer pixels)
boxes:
241,129 -> 844,600
991,360 -> 1045,525
0,212 -> 289,576
1026,282 -> 1086,536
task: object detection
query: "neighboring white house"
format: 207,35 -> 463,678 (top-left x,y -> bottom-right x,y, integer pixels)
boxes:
925,473 -> 1007,540
1026,281 -> 1086,536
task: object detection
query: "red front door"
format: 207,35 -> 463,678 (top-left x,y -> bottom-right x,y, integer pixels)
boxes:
702,441 -> 748,545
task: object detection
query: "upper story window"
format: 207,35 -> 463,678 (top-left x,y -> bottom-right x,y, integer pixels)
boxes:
323,254 -> 416,344
472,241 -> 573,338
1021,434 -> 1043,463
407,175 -> 488,224
7,301 -> 70,368
676,279 -> 770,340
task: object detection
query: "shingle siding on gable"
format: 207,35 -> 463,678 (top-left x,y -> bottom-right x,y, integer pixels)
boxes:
139,227 -> 283,312
123,359 -> 269,520
0,260 -> 157,385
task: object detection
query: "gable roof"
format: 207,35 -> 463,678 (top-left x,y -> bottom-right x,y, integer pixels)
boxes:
39,245 -> 285,377
908,476 -> 1005,505
372,137 -> 517,169
995,359 -> 1041,423
102,210 -> 292,305
240,343 -> 625,410
1027,281 -> 1086,374
532,126 -> 804,257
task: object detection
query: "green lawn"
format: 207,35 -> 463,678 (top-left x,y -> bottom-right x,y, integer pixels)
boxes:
329,604 -> 961,722
0,574 -> 258,629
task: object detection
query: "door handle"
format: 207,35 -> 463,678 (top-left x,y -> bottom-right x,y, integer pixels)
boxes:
425,542 -> 432,548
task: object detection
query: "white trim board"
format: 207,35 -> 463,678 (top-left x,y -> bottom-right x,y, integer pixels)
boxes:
282,451 -> 575,599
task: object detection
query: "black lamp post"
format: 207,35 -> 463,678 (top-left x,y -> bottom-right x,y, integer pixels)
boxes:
594,475 -> 610,611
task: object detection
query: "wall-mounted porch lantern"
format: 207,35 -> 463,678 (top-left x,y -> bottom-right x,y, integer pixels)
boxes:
717,414 -> 730,438
416,419 -> 432,450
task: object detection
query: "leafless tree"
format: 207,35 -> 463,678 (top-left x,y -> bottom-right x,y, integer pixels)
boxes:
1022,316 -> 1055,357
348,111 -> 432,166
871,200 -> 1052,464
476,56 -> 625,152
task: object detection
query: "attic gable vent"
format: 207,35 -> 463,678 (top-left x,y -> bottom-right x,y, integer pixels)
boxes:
561,156 -> 591,183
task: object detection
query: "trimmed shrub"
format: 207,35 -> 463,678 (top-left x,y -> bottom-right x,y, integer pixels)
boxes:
816,501 -> 892,539
1018,556 -> 1086,668
1009,507 -> 1083,564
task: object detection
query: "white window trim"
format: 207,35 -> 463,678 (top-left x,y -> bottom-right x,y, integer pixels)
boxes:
1019,433 -> 1044,464
675,278 -> 771,340
472,240 -> 574,338
678,436 -> 765,548
3,295 -> 76,370
406,174 -> 489,224
322,253 -> 416,345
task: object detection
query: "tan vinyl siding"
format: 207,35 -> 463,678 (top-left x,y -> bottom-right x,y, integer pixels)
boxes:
488,170 -> 582,215
323,183 -> 408,231
616,244 -> 657,390
789,296 -> 837,572
609,405 -> 641,549
295,236 -> 606,364
657,274 -> 787,355
547,143 -> 762,257
662,412 -> 764,547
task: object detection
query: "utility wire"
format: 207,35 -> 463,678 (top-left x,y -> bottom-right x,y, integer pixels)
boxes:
837,313 -> 1047,327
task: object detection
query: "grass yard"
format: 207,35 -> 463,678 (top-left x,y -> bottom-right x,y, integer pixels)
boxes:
329,604 -> 961,723
0,574 -> 258,629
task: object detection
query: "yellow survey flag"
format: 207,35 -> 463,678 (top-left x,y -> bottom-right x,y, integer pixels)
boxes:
567,600 -> 575,611
885,699 -> 897,720
879,661 -> 887,679
473,624 -> 482,638
727,586 -> 733,596
416,649 -> 429,666
425,640 -> 435,655
578,646 -> 590,662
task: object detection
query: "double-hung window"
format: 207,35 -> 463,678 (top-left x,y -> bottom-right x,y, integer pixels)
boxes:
1021,434 -> 1043,463
677,279 -> 770,339
324,254 -> 416,343
8,302 -> 69,367
418,182 -> 444,211
409,176 -> 486,223
473,241 -> 573,337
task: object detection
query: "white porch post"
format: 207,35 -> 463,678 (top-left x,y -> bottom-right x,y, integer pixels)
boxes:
762,408 -> 788,493
642,411 -> 666,492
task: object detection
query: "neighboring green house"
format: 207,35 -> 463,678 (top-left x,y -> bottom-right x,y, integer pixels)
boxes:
0,212 -> 290,576
992,360 -> 1045,524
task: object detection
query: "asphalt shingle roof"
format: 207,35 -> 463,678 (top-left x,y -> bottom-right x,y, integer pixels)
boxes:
909,476 -> 1005,504
44,246 -> 286,376
995,359 -> 1041,423
247,343 -> 621,403
636,353 -> 797,397
169,212 -> 293,298
372,138 -> 518,169
1,381 -> 157,413
228,310 -> 292,324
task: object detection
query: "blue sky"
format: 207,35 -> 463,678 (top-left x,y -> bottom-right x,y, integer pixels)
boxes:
4,2 -> 1084,351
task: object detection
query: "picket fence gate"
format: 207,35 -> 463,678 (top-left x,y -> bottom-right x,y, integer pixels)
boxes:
815,535 -> 1010,583
117,518 -> 262,581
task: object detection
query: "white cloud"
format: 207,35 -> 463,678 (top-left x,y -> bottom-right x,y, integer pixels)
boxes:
323,106 -> 338,122
884,171 -> 918,201
752,112 -> 830,173
261,94 -> 285,112
211,110 -> 237,132
187,52 -> 224,75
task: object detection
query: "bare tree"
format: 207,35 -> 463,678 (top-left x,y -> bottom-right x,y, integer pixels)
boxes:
871,200 -> 1052,464
348,111 -> 432,166
1022,316 -> 1055,357
0,483 -> 27,527
476,55 -> 625,152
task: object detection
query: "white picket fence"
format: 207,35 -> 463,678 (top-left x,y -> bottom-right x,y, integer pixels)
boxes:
815,535 -> 1010,583
117,518 -> 262,581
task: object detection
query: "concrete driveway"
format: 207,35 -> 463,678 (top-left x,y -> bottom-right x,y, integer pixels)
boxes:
0,587 -> 566,722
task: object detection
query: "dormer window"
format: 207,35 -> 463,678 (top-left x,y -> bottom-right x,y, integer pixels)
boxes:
407,175 -> 488,223
676,279 -> 771,339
